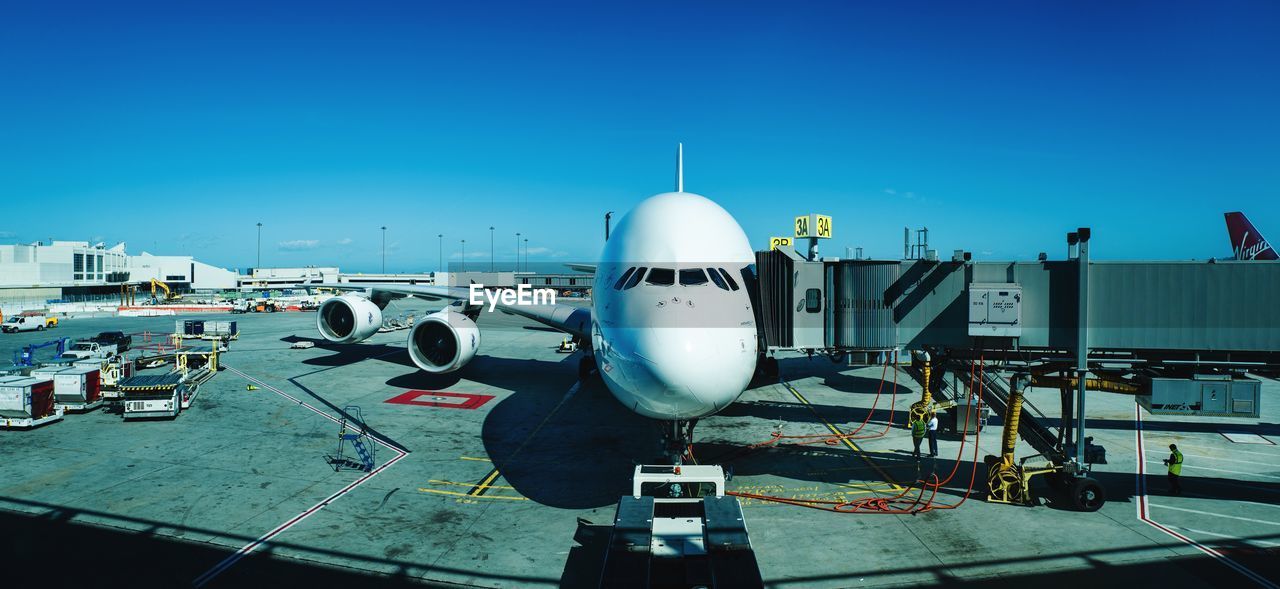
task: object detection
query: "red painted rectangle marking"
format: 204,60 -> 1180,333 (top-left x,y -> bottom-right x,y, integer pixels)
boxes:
385,390 -> 494,410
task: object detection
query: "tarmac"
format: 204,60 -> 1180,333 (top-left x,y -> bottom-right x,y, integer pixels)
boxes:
1,301 -> 1277,588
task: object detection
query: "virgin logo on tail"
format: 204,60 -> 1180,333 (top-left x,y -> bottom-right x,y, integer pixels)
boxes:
1225,212 -> 1279,261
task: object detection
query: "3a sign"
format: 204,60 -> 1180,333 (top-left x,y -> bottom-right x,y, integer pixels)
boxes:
795,214 -> 832,239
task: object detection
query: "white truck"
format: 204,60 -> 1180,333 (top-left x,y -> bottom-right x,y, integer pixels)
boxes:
2,315 -> 47,333
60,341 -> 118,361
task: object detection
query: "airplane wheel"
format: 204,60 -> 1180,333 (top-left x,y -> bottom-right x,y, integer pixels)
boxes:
1070,477 -> 1106,512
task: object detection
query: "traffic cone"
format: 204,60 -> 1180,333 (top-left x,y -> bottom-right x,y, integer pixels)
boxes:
246,385 -> 259,391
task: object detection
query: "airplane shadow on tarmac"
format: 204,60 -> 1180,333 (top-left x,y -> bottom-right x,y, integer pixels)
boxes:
280,335 -> 419,369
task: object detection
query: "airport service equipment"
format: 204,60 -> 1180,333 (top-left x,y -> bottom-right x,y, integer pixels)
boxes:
119,373 -> 186,419
84,357 -> 132,399
12,337 -> 69,367
52,365 -> 103,412
0,376 -> 64,428
596,465 -> 762,588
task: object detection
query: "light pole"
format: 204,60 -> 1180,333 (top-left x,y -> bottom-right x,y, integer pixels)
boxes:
381,226 -> 387,274
489,226 -> 495,272
461,239 -> 466,273
523,238 -> 529,272
438,234 -> 443,273
256,222 -> 262,269
515,232 -> 521,273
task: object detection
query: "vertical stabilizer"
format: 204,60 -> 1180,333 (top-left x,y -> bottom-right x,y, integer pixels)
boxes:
676,143 -> 684,193
1225,212 -> 1278,260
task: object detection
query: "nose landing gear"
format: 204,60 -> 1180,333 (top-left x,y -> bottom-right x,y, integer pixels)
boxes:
661,419 -> 698,464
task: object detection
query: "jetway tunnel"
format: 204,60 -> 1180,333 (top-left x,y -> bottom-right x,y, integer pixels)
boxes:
753,232 -> 1280,510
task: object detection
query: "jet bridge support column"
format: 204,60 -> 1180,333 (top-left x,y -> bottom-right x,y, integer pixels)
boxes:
1073,229 -> 1090,472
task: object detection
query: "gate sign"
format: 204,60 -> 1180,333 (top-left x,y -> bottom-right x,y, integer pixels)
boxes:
769,236 -> 793,250
795,214 -> 832,239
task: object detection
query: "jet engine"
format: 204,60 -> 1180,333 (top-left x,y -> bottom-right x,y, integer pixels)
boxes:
316,295 -> 383,343
406,310 -> 481,374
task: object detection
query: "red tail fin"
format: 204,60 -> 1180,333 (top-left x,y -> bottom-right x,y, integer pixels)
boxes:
1225,212 -> 1278,260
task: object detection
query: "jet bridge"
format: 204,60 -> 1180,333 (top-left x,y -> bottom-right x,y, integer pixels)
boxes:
756,235 -> 1280,364
755,229 -> 1280,509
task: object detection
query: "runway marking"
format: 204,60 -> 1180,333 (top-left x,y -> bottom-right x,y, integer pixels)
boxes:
1170,526 -> 1280,548
1144,458 -> 1280,481
1174,452 -> 1280,466
418,488 -> 528,501
1150,504 -> 1280,527
428,479 -> 515,490
459,456 -> 493,462
386,389 -> 495,410
1135,402 -> 1278,589
781,381 -> 905,491
193,367 -> 410,588
468,468 -> 503,497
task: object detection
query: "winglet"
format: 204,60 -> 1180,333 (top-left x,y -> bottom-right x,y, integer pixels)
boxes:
676,143 -> 684,193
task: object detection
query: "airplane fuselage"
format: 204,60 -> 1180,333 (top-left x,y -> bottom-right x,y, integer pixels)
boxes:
590,191 -> 759,420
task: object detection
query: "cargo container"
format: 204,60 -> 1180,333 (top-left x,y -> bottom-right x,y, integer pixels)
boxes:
53,365 -> 103,412
0,376 -> 63,428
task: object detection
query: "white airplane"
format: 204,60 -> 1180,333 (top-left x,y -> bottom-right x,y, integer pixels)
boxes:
315,145 -> 760,461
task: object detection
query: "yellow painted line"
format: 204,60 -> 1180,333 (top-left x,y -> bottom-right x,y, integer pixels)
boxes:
428,479 -> 515,490
459,456 -> 492,462
418,488 -> 529,501
469,468 -> 503,496
782,382 -> 905,491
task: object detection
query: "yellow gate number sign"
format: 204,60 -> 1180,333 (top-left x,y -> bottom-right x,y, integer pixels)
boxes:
769,236 -> 793,250
816,214 -> 831,238
795,214 -> 832,239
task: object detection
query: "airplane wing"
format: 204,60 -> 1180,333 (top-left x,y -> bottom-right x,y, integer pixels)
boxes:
316,284 -> 593,339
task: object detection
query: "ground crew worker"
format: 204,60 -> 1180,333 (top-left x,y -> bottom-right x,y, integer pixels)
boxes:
1163,443 -> 1183,495
927,412 -> 939,457
910,415 -> 927,458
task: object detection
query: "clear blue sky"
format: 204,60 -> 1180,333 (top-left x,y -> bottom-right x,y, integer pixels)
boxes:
2,1 -> 1277,272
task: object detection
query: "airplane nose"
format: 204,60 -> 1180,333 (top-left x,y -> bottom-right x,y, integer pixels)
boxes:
632,327 -> 754,419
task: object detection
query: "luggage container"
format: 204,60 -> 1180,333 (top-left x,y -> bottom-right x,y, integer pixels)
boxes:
200,320 -> 238,340
30,365 -> 70,380
53,365 -> 103,412
0,376 -> 63,428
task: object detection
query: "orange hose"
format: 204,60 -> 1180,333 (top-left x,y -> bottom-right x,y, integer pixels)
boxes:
727,354 -> 988,515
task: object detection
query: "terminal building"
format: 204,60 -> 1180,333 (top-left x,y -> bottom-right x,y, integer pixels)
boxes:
0,241 -> 238,305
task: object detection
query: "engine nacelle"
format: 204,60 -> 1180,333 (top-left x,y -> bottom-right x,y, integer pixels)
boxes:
407,311 -> 481,374
316,295 -> 383,343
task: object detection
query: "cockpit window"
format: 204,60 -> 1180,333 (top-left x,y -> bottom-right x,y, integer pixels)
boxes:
718,268 -> 740,291
646,267 -> 675,286
679,268 -> 708,286
706,268 -> 729,290
623,267 -> 647,289
613,267 -> 636,290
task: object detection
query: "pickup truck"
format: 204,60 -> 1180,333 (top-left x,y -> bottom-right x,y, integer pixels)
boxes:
2,315 -> 47,333
61,341 -> 118,360
92,331 -> 132,352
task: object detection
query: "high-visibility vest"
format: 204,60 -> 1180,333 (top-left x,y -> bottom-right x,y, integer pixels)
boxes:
1168,449 -> 1183,476
911,419 -> 926,438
